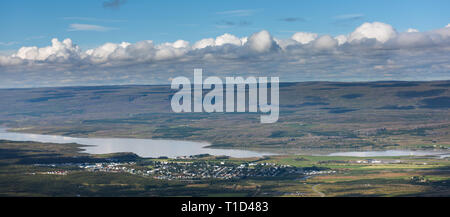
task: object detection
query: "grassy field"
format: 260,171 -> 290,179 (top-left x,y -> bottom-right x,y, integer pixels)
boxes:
0,81 -> 449,153
0,140 -> 448,197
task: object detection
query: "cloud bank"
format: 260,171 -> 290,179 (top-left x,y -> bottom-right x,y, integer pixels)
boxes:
1,22 -> 450,87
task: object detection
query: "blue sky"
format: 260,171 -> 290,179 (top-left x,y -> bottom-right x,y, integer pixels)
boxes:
1,0 -> 449,50
0,0 -> 449,87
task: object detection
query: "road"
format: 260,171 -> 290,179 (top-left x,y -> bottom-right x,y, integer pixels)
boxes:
312,184 -> 325,197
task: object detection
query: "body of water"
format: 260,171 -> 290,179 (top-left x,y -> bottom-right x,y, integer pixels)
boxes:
0,128 -> 448,158
0,128 -> 273,158
327,150 -> 449,157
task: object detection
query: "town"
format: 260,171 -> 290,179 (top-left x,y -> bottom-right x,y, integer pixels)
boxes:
81,160 -> 333,180
33,158 -> 336,181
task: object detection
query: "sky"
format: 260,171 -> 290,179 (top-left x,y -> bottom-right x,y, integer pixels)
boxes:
0,0 -> 449,87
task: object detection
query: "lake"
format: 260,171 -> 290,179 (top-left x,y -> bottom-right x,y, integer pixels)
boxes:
326,150 -> 449,158
0,128 -> 448,158
0,128 -> 274,158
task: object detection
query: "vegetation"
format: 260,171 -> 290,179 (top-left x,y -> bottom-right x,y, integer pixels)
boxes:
0,81 -> 449,196
0,140 -> 448,197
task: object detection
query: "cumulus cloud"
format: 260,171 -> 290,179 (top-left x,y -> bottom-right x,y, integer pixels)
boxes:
334,35 -> 348,45
1,22 -> 450,87
215,33 -> 243,46
313,35 -> 337,50
191,33 -> 247,50
85,42 -> 130,63
13,38 -> 80,61
247,30 -> 278,53
192,38 -> 215,49
291,32 -> 317,44
349,22 -> 397,43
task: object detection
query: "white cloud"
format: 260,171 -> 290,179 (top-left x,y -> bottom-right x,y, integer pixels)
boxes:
387,32 -> 432,48
2,21 -> 450,87
13,38 -> 80,61
407,28 -> 419,33
240,37 -> 248,45
85,42 -> 130,63
0,55 -> 21,66
3,22 -> 449,67
334,35 -> 348,45
155,40 -> 190,60
273,38 -> 297,50
192,33 -> 244,49
215,33 -> 243,46
166,40 -> 190,49
68,23 -> 116,32
429,25 -> 450,41
193,38 -> 215,49
349,22 -> 397,43
313,35 -> 337,50
247,30 -> 276,53
291,32 -> 317,44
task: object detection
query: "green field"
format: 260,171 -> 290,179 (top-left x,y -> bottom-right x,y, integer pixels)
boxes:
0,140 -> 448,197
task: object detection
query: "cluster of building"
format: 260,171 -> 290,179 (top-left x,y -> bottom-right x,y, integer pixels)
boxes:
78,161 -> 332,180
149,161 -> 301,180
32,159 -> 336,180
304,170 -> 336,176
80,162 -> 136,173
39,170 -> 68,175
352,159 -> 401,164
